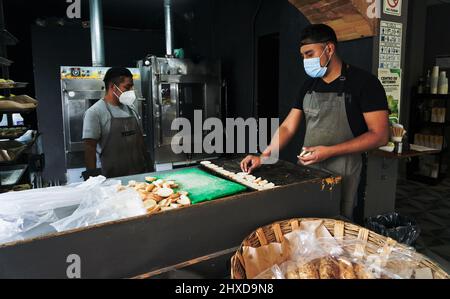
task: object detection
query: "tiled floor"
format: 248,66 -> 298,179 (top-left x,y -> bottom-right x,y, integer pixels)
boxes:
396,178 -> 450,273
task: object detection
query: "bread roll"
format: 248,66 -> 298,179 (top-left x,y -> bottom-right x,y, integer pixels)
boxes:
298,260 -> 319,279
338,258 -> 357,279
285,262 -> 300,279
353,264 -> 375,279
319,257 -> 339,279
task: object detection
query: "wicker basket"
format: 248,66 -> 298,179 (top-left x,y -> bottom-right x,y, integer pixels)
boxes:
231,218 -> 449,279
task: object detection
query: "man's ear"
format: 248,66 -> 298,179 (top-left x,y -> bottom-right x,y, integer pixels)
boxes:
328,43 -> 337,56
106,83 -> 115,95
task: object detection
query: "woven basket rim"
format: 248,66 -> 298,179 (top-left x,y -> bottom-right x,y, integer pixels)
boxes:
231,218 -> 450,279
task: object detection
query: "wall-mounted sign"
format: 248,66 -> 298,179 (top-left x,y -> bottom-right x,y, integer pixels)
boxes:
379,68 -> 402,123
379,20 -> 403,69
384,0 -> 402,16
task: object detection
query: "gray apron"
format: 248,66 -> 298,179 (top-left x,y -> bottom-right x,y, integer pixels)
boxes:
302,64 -> 362,219
100,101 -> 149,178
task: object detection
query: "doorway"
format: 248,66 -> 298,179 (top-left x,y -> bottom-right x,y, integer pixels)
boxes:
257,33 -> 280,120
257,33 -> 280,149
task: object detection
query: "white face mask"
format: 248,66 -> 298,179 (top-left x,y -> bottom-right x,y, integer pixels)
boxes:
114,84 -> 136,106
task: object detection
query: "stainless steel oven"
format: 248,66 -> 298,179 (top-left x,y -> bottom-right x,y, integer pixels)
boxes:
138,56 -> 222,168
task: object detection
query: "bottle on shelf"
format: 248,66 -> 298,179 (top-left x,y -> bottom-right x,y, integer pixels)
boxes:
418,77 -> 424,94
424,105 -> 431,122
431,66 -> 440,94
425,69 -> 431,94
438,71 -> 448,95
402,133 -> 410,152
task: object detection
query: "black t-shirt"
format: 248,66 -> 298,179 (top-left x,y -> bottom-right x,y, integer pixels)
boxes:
292,64 -> 388,137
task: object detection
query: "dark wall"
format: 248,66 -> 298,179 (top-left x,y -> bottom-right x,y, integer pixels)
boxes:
404,0 -> 428,130
278,1 -> 308,162
213,0 -> 262,119
31,25 -> 165,181
424,4 -> 450,70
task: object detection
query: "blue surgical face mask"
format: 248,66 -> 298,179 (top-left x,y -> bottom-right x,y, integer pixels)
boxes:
303,45 -> 332,78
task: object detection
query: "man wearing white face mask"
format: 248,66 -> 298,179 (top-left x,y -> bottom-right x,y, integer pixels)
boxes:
241,24 -> 389,219
82,67 -> 150,178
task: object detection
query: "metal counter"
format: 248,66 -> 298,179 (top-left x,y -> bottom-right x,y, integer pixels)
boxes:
0,158 -> 341,278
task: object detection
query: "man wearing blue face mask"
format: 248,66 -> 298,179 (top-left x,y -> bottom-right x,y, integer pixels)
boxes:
82,67 -> 150,179
241,24 -> 389,219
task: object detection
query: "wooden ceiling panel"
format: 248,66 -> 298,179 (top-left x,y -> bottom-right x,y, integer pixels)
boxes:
289,0 -> 379,42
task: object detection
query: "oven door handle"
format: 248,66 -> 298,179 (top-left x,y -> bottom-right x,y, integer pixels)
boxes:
158,102 -> 163,146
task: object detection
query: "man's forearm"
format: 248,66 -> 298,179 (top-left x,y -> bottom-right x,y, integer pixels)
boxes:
84,146 -> 97,170
329,131 -> 388,157
264,126 -> 296,156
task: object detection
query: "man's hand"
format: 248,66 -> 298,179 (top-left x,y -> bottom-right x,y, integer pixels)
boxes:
241,148 -> 273,173
298,146 -> 334,166
240,155 -> 262,174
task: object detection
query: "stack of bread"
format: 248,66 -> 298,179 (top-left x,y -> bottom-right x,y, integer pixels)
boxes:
121,177 -> 191,215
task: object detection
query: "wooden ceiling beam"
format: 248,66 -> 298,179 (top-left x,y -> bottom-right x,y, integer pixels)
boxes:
289,0 -> 379,42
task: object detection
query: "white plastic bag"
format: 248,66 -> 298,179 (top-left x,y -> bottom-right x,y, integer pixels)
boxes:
0,210 -> 58,244
0,176 -> 119,244
51,186 -> 146,233
0,176 -> 110,216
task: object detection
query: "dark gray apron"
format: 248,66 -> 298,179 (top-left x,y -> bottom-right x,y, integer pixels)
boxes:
100,101 -> 149,178
302,64 -> 362,219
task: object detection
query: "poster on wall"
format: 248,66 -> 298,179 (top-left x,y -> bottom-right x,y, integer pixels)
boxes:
378,68 -> 402,123
383,0 -> 402,16
379,20 -> 403,69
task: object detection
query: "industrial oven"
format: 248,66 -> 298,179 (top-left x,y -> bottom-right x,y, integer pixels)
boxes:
138,56 -> 223,168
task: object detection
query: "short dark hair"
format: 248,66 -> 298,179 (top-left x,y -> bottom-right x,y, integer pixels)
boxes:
300,24 -> 338,47
103,67 -> 133,90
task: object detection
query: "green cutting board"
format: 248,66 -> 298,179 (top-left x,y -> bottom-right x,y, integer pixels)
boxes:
156,168 -> 247,204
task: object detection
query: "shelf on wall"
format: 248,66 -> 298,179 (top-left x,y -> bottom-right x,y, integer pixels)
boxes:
0,82 -> 29,89
415,93 -> 450,100
419,121 -> 450,127
372,149 -> 441,159
0,132 -> 40,166
0,56 -> 12,66
0,108 -> 36,114
407,173 -> 446,186
0,29 -> 18,46
0,94 -> 38,113
0,164 -> 28,186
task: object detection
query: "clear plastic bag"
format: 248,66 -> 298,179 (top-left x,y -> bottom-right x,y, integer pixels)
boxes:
277,227 -> 339,279
279,237 -> 356,279
0,176 -> 121,244
254,264 -> 285,279
50,186 -> 146,233
246,221 -> 438,280
0,176 -> 110,216
284,221 -> 336,264
315,237 -> 433,279
277,236 -> 422,279
363,245 -> 430,279
0,210 -> 58,244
